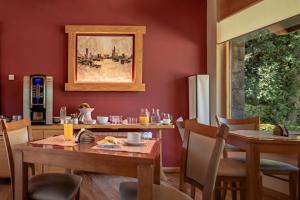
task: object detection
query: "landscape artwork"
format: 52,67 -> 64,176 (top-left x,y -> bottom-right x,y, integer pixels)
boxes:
76,35 -> 134,83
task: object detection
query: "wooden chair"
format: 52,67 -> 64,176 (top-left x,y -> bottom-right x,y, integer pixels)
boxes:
119,119 -> 228,200
180,119 -> 249,200
176,117 -> 185,141
1,118 -> 82,200
216,116 -> 299,200
216,116 -> 259,158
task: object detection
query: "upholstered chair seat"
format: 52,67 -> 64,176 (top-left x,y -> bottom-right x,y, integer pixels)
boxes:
28,173 -> 82,200
119,182 -> 192,200
233,157 -> 299,172
224,143 -> 242,151
218,158 -> 246,177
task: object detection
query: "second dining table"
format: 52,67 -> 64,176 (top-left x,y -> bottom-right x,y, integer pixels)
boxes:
13,135 -> 160,200
227,130 -> 300,200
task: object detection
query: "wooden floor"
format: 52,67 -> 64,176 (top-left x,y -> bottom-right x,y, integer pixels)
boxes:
0,172 -> 277,200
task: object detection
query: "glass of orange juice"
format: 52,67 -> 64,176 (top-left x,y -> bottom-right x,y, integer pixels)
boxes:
64,123 -> 73,141
139,116 -> 149,125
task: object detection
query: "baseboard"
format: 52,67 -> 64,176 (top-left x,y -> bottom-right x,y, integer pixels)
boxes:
263,187 -> 289,200
163,167 -> 180,173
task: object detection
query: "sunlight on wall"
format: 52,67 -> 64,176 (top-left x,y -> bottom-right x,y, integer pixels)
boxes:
217,0 -> 300,43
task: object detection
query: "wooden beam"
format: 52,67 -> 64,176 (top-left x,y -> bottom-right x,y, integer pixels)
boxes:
218,0 -> 263,21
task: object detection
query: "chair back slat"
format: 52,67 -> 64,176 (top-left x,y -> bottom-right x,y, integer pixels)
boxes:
180,119 -> 228,200
216,116 -> 260,130
0,118 -> 32,195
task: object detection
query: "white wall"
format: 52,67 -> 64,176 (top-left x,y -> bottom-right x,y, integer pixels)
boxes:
218,0 -> 300,43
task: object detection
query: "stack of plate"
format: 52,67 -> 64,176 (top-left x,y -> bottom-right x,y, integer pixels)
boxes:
79,134 -> 95,144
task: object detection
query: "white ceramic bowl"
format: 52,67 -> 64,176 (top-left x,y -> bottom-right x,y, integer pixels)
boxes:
97,116 -> 109,124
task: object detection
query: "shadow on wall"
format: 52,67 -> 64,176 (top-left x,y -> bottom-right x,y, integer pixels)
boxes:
139,0 -> 206,44
110,0 -> 206,44
0,22 -> 2,113
173,75 -> 189,118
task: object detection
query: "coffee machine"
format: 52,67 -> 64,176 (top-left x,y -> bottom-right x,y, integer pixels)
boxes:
23,75 -> 53,125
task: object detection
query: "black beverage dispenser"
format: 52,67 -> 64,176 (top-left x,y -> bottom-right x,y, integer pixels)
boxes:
23,75 -> 53,125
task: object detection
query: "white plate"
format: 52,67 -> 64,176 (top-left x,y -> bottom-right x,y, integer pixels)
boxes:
123,140 -> 146,146
96,142 -> 119,148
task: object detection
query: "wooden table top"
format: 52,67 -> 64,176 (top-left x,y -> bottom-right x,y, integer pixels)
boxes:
14,136 -> 160,165
31,123 -> 175,130
229,130 -> 300,145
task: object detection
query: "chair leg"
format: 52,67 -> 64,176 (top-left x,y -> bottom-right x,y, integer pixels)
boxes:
221,181 -> 227,200
289,172 -> 297,200
75,188 -> 80,200
231,182 -> 237,200
214,179 -> 222,200
190,184 -> 196,199
179,178 -> 187,193
239,181 -> 246,200
223,150 -> 229,159
29,163 -> 35,176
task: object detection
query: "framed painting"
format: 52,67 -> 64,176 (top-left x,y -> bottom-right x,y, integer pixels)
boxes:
65,25 -> 146,91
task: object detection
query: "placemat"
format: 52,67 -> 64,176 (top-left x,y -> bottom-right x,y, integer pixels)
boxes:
31,135 -> 77,147
91,139 -> 156,154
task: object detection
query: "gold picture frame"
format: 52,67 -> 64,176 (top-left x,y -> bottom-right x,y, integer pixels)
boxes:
65,25 -> 146,91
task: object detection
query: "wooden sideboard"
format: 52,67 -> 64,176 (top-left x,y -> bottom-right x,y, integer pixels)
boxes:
0,134 -> 10,177
0,123 -> 174,178
0,126 -> 65,177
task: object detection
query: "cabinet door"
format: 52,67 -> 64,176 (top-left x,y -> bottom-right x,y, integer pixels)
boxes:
0,136 -> 10,178
29,130 -> 44,175
43,130 -> 65,173
31,130 -> 44,140
43,130 -> 63,138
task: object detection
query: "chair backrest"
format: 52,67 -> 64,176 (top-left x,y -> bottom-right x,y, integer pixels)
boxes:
0,119 -> 32,192
180,119 -> 228,200
215,116 -> 259,131
176,117 -> 185,141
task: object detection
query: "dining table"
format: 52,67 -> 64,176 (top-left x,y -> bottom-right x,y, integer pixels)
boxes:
13,135 -> 160,200
32,123 -> 174,180
227,130 -> 300,200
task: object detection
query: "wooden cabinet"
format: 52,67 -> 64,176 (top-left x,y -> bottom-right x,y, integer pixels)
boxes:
42,130 -> 65,173
31,130 -> 44,140
0,135 -> 10,178
0,127 -> 65,177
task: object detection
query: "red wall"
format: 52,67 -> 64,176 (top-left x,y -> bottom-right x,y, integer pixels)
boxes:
0,0 -> 207,166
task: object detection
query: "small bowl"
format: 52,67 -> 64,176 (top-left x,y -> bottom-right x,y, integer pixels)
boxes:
97,116 -> 109,124
53,117 -> 61,124
86,119 -> 96,125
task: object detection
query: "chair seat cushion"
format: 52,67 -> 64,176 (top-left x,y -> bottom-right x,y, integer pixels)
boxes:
218,158 -> 246,177
224,144 -> 244,152
233,157 -> 299,172
119,181 -> 192,200
28,173 -> 82,200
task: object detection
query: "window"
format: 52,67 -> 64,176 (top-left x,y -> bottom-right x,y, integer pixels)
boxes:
229,21 -> 300,131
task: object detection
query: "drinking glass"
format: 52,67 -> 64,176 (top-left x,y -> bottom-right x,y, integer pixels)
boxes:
162,113 -> 172,124
60,106 -> 67,124
64,119 -> 73,141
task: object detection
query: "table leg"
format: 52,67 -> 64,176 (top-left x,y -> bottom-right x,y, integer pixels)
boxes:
246,144 -> 261,200
137,164 -> 154,200
154,149 -> 161,185
297,154 -> 300,199
14,150 -> 28,200
157,129 -> 168,181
